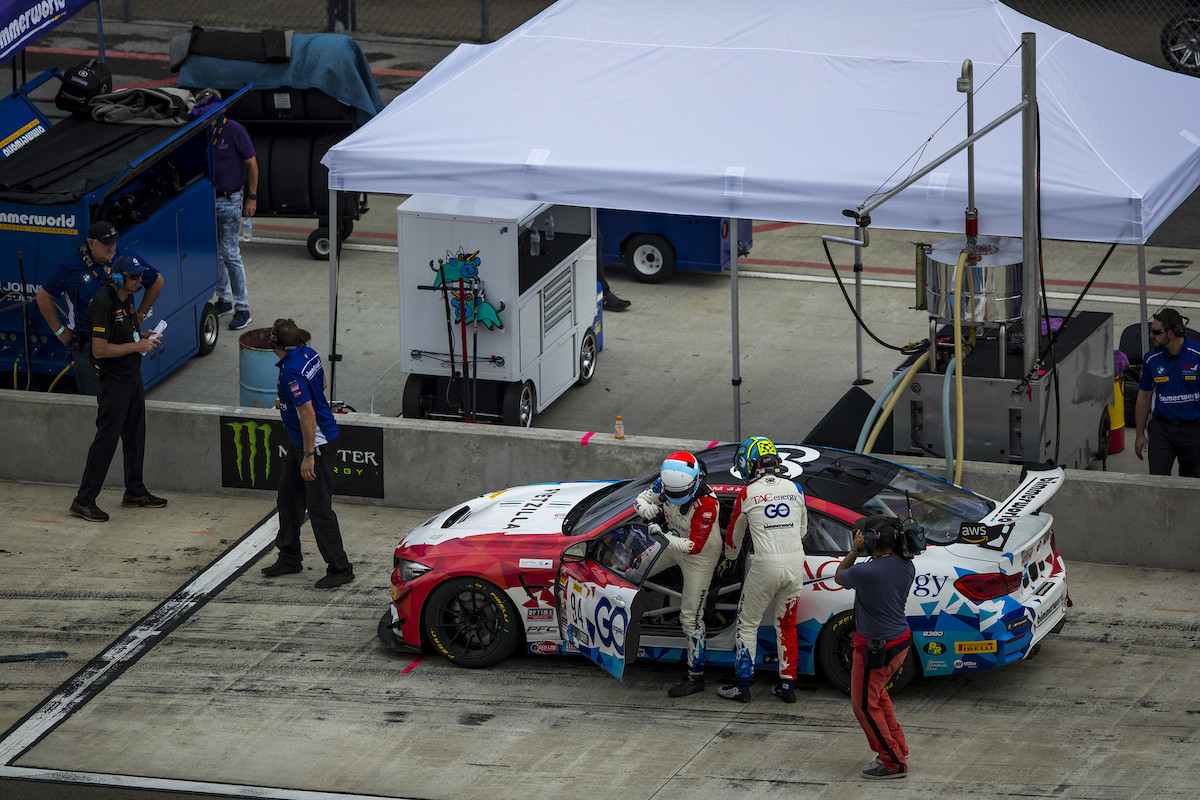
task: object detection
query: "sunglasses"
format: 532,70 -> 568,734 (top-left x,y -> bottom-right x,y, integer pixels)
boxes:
1149,328 -> 1166,336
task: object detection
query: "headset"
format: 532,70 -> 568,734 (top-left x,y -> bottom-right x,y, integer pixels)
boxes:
861,521 -> 897,554
1158,309 -> 1189,338
110,255 -> 144,288
269,318 -> 301,351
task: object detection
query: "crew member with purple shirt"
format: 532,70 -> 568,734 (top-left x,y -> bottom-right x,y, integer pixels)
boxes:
192,88 -> 257,331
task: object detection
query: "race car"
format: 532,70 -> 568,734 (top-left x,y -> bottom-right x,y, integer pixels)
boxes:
378,443 -> 1068,692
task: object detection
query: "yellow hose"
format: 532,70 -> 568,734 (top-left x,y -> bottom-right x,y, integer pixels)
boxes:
952,252 -> 967,485
864,350 -> 931,454
47,361 -> 73,393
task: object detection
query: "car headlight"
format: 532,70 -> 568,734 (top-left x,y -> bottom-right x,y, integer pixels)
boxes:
395,558 -> 433,583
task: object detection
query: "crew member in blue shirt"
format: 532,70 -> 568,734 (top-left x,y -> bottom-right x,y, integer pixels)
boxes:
260,317 -> 354,588
35,220 -> 163,395
1135,307 -> 1200,477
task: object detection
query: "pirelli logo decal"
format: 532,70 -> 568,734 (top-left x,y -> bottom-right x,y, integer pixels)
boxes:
954,640 -> 998,655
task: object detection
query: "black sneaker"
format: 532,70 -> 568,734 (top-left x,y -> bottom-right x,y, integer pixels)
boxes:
122,492 -> 167,508
773,680 -> 797,703
69,500 -> 109,522
603,293 -> 631,312
315,569 -> 355,589
261,560 -> 304,577
667,674 -> 705,697
862,763 -> 906,780
717,684 -> 751,703
229,310 -> 252,331
213,299 -> 233,316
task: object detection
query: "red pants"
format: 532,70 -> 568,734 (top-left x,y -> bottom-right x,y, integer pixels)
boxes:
850,634 -> 910,772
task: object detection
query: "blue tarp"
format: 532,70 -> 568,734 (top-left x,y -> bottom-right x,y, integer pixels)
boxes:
0,0 -> 96,66
178,33 -> 384,122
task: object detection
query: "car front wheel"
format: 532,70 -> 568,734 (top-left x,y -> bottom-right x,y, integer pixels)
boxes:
422,577 -> 521,668
816,609 -> 916,695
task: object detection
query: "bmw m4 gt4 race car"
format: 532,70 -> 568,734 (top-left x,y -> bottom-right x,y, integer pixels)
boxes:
378,443 -> 1068,692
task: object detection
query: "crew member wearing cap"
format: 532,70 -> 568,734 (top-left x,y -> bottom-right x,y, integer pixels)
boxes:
191,89 -> 257,332
69,255 -> 168,523
35,220 -> 163,395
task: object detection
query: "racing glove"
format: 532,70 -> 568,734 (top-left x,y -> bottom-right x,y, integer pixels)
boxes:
647,522 -> 665,537
635,494 -> 662,521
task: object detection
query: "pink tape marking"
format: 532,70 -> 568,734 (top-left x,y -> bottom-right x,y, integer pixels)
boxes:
707,441 -> 720,449
401,656 -> 424,674
581,432 -> 594,445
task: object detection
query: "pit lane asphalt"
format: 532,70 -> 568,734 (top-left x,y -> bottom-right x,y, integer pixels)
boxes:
3,481 -> 1200,800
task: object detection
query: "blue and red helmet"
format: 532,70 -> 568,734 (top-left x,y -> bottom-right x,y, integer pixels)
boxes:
659,451 -> 701,505
735,436 -> 781,480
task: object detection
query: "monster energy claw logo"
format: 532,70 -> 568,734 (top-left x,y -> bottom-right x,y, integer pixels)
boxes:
227,421 -> 272,485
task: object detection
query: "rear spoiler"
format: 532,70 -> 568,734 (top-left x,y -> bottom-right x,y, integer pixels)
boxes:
981,466 -> 1065,525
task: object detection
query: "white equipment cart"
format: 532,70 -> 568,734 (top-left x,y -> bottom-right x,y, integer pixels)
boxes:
397,195 -> 601,426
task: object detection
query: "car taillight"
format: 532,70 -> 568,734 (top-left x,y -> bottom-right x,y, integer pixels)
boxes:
955,572 -> 1022,602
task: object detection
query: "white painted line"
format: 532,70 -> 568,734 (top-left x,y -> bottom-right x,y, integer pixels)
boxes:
0,766 -> 414,799
0,514 -> 280,765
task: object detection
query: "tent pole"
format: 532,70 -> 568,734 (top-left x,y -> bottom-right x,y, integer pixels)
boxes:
730,225 -> 741,443
1021,32 -> 1039,379
329,188 -> 341,400
853,226 -> 870,386
1138,243 -> 1149,355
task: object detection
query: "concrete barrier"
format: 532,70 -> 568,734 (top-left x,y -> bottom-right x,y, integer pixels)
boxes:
3,389 -> 1194,571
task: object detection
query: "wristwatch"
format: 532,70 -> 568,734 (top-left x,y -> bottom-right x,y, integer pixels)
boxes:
303,450 -> 316,457
245,193 -> 257,200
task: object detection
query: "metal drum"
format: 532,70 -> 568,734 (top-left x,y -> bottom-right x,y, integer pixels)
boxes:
238,327 -> 310,408
926,235 -> 1023,325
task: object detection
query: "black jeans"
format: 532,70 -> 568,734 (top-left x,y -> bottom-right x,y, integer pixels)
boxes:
1147,418 -> 1200,478
76,377 -> 147,505
274,440 -> 352,574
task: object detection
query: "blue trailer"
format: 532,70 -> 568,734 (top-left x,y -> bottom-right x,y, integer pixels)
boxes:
597,209 -> 753,283
0,71 -> 233,391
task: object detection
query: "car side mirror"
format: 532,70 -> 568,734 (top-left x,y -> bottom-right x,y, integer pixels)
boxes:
561,541 -> 587,563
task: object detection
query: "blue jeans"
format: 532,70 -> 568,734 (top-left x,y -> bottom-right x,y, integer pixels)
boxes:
215,191 -> 250,313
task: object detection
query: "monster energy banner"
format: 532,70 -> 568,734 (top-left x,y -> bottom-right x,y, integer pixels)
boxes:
220,416 -> 384,498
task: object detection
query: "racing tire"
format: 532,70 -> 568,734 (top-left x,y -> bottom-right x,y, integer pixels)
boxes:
623,234 -> 676,283
816,610 -> 916,695
501,381 -> 535,427
1162,8 -> 1200,75
401,374 -> 434,419
197,302 -> 219,356
577,327 -> 598,386
307,227 -> 343,261
422,577 -> 521,668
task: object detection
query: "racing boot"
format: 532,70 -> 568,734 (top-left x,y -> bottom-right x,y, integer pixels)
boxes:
718,680 -> 751,703
773,679 -> 797,703
668,673 -> 705,697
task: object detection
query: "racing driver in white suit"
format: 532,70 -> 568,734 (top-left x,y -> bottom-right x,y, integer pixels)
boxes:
719,437 -> 807,703
635,451 -> 722,698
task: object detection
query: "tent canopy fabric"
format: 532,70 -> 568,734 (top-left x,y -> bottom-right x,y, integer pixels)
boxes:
0,0 -> 96,66
324,0 -> 1200,245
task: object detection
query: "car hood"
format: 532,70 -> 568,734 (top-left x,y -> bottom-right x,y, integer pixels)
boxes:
402,481 -> 616,547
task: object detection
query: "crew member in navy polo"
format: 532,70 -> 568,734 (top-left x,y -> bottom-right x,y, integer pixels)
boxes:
1135,307 -> 1200,477
35,220 -> 163,395
260,317 -> 354,588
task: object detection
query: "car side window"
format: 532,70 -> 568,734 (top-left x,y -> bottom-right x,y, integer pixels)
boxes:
804,512 -> 854,554
588,523 -> 663,584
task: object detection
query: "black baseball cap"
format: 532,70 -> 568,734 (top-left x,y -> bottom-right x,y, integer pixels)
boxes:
88,220 -> 118,243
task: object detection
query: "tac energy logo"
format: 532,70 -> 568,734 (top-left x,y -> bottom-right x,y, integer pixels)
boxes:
219,416 -> 385,498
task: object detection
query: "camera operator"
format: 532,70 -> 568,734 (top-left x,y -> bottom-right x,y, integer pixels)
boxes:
834,514 -> 916,780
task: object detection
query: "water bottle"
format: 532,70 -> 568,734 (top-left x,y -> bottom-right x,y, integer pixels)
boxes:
529,227 -> 541,256
614,415 -> 625,439
544,212 -> 555,241
241,217 -> 253,242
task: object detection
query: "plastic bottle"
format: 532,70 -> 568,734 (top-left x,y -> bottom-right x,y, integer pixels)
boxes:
529,226 -> 541,256
614,415 -> 625,439
241,217 -> 253,242
544,212 -> 555,241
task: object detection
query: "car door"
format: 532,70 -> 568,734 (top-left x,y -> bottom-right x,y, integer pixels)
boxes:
555,521 -> 665,679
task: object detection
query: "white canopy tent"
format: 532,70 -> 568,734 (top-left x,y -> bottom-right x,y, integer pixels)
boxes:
322,0 -> 1200,428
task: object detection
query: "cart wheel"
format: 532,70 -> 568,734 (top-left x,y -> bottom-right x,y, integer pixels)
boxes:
339,219 -> 354,240
577,327 -> 598,386
197,302 -> 219,356
623,234 -> 675,283
307,228 -> 342,260
402,374 -> 433,419
501,381 -> 535,427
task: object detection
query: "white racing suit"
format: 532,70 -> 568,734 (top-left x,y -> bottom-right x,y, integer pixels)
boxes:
635,480 -> 722,674
724,473 -> 807,685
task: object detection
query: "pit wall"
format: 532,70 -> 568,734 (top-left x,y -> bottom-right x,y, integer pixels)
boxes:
3,390 -> 1193,571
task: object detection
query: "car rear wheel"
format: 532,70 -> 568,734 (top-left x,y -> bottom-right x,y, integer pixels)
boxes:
1162,8 -> 1200,75
816,610 -> 916,694
422,577 -> 521,668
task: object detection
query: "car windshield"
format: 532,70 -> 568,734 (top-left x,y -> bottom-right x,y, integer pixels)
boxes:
562,477 -> 647,535
856,467 -> 994,545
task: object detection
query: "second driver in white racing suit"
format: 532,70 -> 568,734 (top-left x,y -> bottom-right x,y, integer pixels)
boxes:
635,451 -> 722,698
719,436 -> 807,703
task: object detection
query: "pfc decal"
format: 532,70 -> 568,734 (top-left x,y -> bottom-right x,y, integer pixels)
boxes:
955,640 -> 998,655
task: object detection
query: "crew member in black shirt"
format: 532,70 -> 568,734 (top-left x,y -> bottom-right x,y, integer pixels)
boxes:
70,256 -> 169,522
